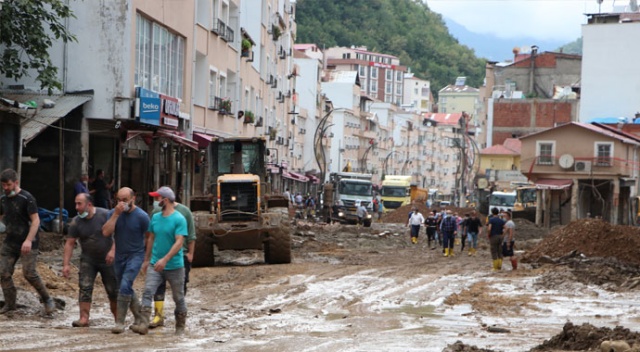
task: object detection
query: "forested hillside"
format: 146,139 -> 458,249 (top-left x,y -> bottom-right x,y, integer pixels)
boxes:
295,0 -> 486,94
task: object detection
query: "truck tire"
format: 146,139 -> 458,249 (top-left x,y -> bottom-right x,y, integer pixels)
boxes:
264,208 -> 292,264
191,230 -> 215,267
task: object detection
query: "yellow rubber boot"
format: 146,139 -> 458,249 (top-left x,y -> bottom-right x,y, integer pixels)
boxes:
492,260 -> 498,271
149,301 -> 165,329
497,259 -> 503,270
443,248 -> 449,257
449,248 -> 454,257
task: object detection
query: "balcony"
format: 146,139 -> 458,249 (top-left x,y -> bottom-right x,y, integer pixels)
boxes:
225,26 -> 234,43
217,19 -> 227,39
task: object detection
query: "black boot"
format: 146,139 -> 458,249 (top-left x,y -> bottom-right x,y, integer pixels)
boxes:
0,287 -> 17,314
112,295 -> 131,334
175,311 -> 187,335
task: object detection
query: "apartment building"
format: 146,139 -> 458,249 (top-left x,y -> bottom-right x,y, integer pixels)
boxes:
402,72 -> 433,114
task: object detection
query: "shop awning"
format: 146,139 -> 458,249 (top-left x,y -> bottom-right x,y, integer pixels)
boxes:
193,132 -> 215,149
0,94 -> 93,145
126,130 -> 198,150
267,164 -> 280,174
282,171 -> 309,182
307,174 -> 320,184
535,178 -> 573,190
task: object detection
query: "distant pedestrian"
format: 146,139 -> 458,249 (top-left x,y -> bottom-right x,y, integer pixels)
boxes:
406,207 -> 424,244
355,201 -> 368,227
440,210 -> 458,257
74,173 -> 90,197
424,210 -> 438,249
459,213 -> 470,253
283,188 -> 291,204
92,169 -> 114,209
486,207 -> 506,271
465,211 -> 483,256
0,168 -> 56,316
502,211 -> 517,270
63,193 -> 117,327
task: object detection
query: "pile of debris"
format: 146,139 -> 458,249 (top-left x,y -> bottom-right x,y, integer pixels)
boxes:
530,322 -> 640,351
523,219 -> 640,265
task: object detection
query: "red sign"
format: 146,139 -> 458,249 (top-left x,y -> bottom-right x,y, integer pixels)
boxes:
369,61 -> 395,70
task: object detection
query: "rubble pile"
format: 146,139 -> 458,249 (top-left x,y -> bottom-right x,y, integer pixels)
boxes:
523,219 -> 640,265
529,322 -> 640,352
442,341 -> 498,352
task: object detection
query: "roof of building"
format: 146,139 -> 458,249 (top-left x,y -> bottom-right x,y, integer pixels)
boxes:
294,44 -> 318,51
439,84 -> 479,93
422,112 -> 463,126
480,144 -> 519,156
503,138 -> 522,153
325,70 -> 359,84
520,122 -> 640,145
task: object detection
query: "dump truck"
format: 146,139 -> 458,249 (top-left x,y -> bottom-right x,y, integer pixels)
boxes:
380,175 -> 412,211
325,172 -> 373,226
191,137 -> 291,267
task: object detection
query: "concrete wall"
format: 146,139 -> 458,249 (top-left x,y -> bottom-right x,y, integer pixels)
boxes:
581,22 -> 640,121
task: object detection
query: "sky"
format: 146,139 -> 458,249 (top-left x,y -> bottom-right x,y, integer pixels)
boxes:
426,0 -> 619,42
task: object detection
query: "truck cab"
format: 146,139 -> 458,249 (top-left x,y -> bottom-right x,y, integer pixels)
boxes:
330,172 -> 374,226
489,191 -> 517,212
380,175 -> 412,211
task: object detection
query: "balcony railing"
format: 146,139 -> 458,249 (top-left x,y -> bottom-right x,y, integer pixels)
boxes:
225,26 -> 234,43
536,155 -> 554,166
595,157 -> 612,167
218,19 -> 227,40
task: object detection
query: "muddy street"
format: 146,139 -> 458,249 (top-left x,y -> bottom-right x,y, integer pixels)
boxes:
1,220 -> 640,351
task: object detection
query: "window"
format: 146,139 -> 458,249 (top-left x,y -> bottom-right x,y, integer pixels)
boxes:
536,141 -> 555,165
358,65 -> 366,77
396,71 -> 403,81
371,67 -> 378,79
396,83 -> 402,95
421,87 -> 429,96
370,79 -> 377,93
385,82 -> 392,94
135,14 -> 185,99
386,70 -> 392,81
595,142 -> 613,166
219,74 -> 227,99
213,0 -> 220,27
209,70 -> 218,107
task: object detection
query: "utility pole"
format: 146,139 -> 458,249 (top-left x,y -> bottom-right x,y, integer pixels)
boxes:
458,112 -> 468,208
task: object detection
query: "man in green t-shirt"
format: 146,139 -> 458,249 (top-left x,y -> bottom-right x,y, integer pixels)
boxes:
139,186 -> 188,335
148,189 -> 195,329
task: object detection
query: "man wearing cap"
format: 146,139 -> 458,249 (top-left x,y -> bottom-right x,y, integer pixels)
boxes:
147,188 -> 196,329
102,187 -> 148,334
138,186 -> 188,335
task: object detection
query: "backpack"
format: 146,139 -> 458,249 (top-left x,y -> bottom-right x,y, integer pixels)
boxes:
442,216 -> 457,233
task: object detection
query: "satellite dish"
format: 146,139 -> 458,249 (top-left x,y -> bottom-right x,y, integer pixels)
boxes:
559,154 -> 575,169
477,178 -> 489,189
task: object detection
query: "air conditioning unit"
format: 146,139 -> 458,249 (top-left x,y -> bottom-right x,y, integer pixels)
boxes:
574,161 -> 592,173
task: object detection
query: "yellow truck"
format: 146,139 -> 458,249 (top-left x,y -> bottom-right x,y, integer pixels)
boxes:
380,175 -> 412,211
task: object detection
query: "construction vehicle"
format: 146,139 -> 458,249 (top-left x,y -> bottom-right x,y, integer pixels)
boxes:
380,175 -> 412,211
488,190 -> 517,213
325,172 -> 373,226
191,137 -> 291,267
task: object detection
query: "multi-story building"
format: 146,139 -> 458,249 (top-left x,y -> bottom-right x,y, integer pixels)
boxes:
324,46 -> 407,105
0,0 -> 297,212
437,77 -> 479,115
402,72 -> 433,114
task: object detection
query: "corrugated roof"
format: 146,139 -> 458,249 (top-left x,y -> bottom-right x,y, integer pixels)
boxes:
439,84 -> 479,93
0,93 -> 92,145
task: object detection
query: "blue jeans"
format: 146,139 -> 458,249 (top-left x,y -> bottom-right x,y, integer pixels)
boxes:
142,267 -> 187,313
443,232 -> 455,249
467,231 -> 478,249
113,252 -> 144,296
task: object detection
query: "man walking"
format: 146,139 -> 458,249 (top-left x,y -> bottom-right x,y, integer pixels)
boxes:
63,193 -> 118,327
139,186 -> 188,335
424,210 -> 438,249
502,211 -> 517,270
355,201 -> 368,228
465,211 -> 483,256
0,169 -> 55,316
486,207 -> 506,271
406,207 -> 424,244
440,210 -> 458,257
148,189 -> 195,329
102,187 -> 148,334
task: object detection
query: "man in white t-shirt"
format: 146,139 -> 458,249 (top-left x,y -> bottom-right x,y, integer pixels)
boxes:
502,211 -> 517,270
406,207 -> 425,244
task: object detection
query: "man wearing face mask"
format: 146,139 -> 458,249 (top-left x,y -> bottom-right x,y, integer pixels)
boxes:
147,188 -> 195,329
138,186 -> 188,335
102,187 -> 149,334
63,193 -> 118,327
0,169 -> 56,316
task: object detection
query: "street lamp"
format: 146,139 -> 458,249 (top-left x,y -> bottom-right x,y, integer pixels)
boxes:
382,151 -> 398,180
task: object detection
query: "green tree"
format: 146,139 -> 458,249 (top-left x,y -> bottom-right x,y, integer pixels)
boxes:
295,0 -> 486,95
0,0 -> 76,93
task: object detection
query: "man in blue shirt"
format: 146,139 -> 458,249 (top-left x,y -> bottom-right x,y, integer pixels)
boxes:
138,186 -> 188,335
102,187 -> 148,334
486,207 -> 506,271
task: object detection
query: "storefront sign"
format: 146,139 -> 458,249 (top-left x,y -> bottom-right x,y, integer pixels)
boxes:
135,87 -> 161,126
369,61 -> 395,70
160,94 -> 180,129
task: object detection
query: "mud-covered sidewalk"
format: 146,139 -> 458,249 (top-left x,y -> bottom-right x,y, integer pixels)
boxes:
1,218 -> 640,351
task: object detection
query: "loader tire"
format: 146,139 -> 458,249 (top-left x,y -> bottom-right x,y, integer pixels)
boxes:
191,230 -> 215,267
264,208 -> 292,264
